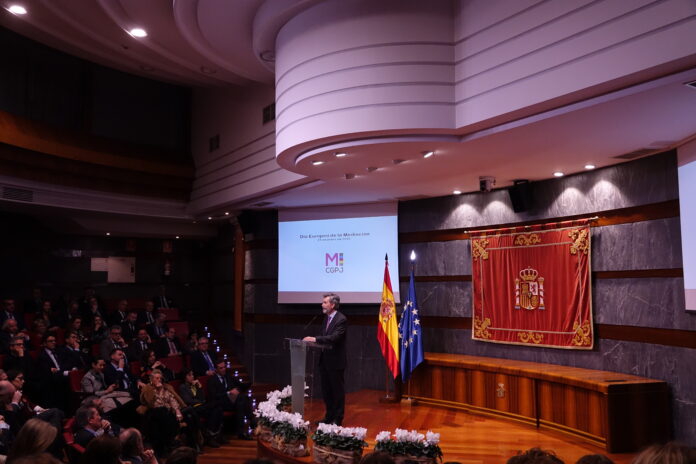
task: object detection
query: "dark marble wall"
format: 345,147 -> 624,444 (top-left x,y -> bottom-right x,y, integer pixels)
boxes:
243,152 -> 696,444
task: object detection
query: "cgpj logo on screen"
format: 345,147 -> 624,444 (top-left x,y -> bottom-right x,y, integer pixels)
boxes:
325,252 -> 344,273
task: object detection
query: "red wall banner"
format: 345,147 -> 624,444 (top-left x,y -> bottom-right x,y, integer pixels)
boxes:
471,220 -> 593,349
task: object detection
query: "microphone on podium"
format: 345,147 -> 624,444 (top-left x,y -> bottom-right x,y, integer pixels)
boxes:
302,313 -> 320,333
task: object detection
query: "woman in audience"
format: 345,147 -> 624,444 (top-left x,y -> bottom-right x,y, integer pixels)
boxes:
178,368 -> 222,448
139,369 -> 194,456
5,418 -> 57,463
34,300 -> 61,332
90,315 -> 109,344
66,316 -> 89,354
140,349 -> 174,383
632,441 -> 696,464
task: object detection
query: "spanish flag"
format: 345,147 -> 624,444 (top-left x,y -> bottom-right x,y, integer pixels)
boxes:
377,254 -> 400,378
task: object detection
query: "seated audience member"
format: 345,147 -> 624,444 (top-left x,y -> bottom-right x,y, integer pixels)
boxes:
82,359 -> 134,414
58,330 -> 90,370
74,406 -> 114,448
178,368 -> 223,447
207,360 -> 252,440
66,317 -> 90,353
104,348 -> 143,397
36,333 -> 72,410
122,311 -> 139,342
139,369 -> 194,456
0,369 -> 6,381
120,427 -> 158,464
154,286 -> 172,310
82,434 -> 122,464
5,418 -> 57,464
4,336 -> 38,399
11,454 -> 62,464
139,300 -> 157,326
140,350 -> 174,383
576,455 -> 614,464
183,331 -> 199,355
1,298 -> 23,330
65,299 -> 81,322
147,313 -> 168,339
100,325 -> 129,361
507,448 -> 565,464
80,396 -> 126,436
166,446 -> 198,464
0,319 -> 28,354
35,300 -> 61,332
90,314 -> 109,344
31,319 -> 48,342
632,441 -> 696,464
190,337 -> 216,377
359,452 -> 397,464
155,327 -> 182,358
128,328 -> 152,361
7,370 -> 64,430
23,287 -> 44,314
109,300 -> 130,327
81,296 -> 105,327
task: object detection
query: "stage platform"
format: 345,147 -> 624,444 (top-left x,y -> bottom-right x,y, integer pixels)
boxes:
199,389 -> 639,464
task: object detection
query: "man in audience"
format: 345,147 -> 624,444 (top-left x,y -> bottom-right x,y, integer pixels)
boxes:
7,370 -> 64,430
59,330 -> 90,370
74,406 -> 114,448
120,427 -> 157,464
4,335 -> 38,399
1,297 -> 24,330
122,311 -> 139,342
507,448 -> 565,464
0,319 -> 29,354
36,333 -> 72,410
109,300 -> 129,327
155,327 -> 182,358
128,328 -> 152,361
207,359 -> 252,440
104,348 -> 142,397
147,313 -> 168,339
81,296 -> 105,327
154,285 -> 172,310
100,325 -> 129,361
190,336 -> 216,377
139,300 -> 157,326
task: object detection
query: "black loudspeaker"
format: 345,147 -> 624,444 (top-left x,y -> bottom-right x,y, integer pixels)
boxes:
508,180 -> 534,213
236,210 -> 257,235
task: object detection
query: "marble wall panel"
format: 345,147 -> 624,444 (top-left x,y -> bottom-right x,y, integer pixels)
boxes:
399,240 -> 471,276
245,249 -> 278,280
399,154 -> 678,233
398,281 -> 471,318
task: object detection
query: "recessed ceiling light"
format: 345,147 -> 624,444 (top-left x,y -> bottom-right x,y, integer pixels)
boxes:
8,5 -> 27,15
344,173 -> 355,180
335,152 -> 347,158
584,164 -> 596,170
129,28 -> 147,38
312,161 -> 324,166
553,171 -> 564,177
453,190 -> 462,195
175,236 -> 180,239
224,212 -> 230,216
106,232 -> 111,236
423,151 -> 434,159
207,216 -> 212,220
366,166 -> 378,172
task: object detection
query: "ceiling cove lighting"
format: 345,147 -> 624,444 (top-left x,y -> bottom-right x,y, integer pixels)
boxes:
553,171 -> 565,177
129,28 -> 147,38
335,152 -> 347,158
453,190 -> 462,195
584,164 -> 596,170
8,5 -> 27,14
423,151 -> 434,159
312,160 -> 324,166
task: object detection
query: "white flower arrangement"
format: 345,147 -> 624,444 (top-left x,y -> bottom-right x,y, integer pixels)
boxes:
254,386 -> 310,442
312,423 -> 368,451
374,429 -> 442,459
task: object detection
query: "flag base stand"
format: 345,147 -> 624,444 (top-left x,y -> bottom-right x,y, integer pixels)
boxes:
400,397 -> 418,407
379,394 -> 401,404
379,371 -> 402,403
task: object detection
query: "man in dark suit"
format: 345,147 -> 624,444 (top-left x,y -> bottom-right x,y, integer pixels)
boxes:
74,405 -> 114,448
154,327 -> 182,358
303,293 -> 347,426
109,300 -> 129,327
128,328 -> 151,362
138,301 -> 157,326
207,359 -> 251,439
0,298 -> 23,330
146,313 -> 168,340
190,336 -> 216,377
121,311 -> 139,342
104,348 -> 141,397
59,330 -> 90,370
36,333 -> 72,410
100,325 -> 129,361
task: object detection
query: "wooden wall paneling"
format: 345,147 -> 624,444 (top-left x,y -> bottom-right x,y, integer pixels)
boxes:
471,369 -> 487,408
431,365 -> 443,400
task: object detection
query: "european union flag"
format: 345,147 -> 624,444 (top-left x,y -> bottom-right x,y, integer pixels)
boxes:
398,269 -> 424,382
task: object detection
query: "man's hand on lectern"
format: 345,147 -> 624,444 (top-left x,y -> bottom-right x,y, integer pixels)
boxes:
302,337 -> 316,343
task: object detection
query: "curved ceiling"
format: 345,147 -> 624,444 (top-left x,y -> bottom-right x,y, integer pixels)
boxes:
0,0 -> 283,87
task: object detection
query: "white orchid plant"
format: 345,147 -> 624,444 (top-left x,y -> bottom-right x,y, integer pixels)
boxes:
374,429 -> 443,460
312,423 -> 368,451
266,385 -> 293,409
254,386 -> 310,442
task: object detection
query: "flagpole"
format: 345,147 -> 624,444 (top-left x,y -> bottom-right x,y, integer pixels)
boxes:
379,253 -> 400,404
401,251 -> 418,407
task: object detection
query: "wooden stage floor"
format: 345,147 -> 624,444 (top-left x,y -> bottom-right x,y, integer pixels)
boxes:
199,389 -> 638,464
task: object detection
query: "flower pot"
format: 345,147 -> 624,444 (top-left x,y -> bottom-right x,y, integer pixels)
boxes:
313,444 -> 363,464
271,435 -> 309,457
255,424 -> 273,442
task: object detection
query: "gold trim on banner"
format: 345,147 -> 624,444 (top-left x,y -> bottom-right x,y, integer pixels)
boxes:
572,320 -> 592,346
472,238 -> 490,260
473,316 -> 492,339
513,233 -> 541,246
518,331 -> 543,344
568,229 -> 590,255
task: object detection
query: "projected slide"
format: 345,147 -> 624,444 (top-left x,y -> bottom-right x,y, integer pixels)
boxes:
679,152 -> 696,311
278,205 -> 400,304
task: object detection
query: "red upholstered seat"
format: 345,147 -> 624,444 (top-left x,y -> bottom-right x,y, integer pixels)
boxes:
63,417 -> 85,463
160,307 -> 180,321
160,355 -> 184,374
